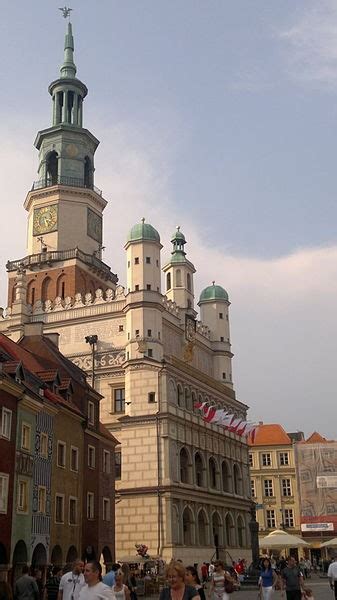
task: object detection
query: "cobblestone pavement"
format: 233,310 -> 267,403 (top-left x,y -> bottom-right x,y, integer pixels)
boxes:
231,581 -> 335,600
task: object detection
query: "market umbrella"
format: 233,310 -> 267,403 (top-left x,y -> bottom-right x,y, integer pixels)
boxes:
117,555 -> 154,564
321,537 -> 337,548
260,529 -> 309,548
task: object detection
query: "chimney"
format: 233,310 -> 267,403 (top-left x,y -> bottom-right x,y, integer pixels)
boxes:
23,322 -> 44,337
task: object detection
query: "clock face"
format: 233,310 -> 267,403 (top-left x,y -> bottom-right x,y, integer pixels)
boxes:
87,208 -> 102,243
33,205 -> 58,236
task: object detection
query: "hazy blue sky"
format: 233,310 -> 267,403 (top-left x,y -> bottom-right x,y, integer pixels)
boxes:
1,1 -> 337,437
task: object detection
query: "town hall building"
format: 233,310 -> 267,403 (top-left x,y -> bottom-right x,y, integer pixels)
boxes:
0,18 -> 253,565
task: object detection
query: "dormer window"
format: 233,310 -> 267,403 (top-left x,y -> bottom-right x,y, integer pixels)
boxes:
88,401 -> 95,426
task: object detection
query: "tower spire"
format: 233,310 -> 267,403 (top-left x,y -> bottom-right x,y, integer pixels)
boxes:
60,21 -> 77,79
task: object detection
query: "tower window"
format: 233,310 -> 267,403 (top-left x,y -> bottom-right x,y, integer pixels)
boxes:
220,336 -> 224,342
46,151 -> 58,186
135,330 -> 140,337
147,329 -> 152,337
146,257 -> 151,264
166,272 -> 171,291
84,156 -> 92,188
127,332 -> 130,340
146,284 -> 151,290
128,261 -> 130,268
148,392 -> 156,403
135,285 -> 139,291
156,260 -> 159,267
219,313 -> 224,319
31,288 -> 35,305
176,269 -> 182,287
148,349 -> 153,358
119,325 -> 124,332
187,273 -> 191,291
187,299 -> 192,308
135,257 -> 139,265
222,372 -> 226,380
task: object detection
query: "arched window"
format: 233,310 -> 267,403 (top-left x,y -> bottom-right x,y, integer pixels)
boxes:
187,272 -> 191,291
182,507 -> 194,545
209,457 -> 217,489
225,513 -> 235,546
176,269 -> 182,287
166,272 -> 171,291
177,384 -> 183,408
56,274 -> 67,299
41,277 -> 52,303
46,151 -> 58,185
172,505 -> 180,545
195,452 -> 204,487
222,460 -> 231,493
180,448 -> 190,484
197,510 -> 208,546
233,463 -> 242,496
184,388 -> 192,411
26,281 -> 36,306
212,511 -> 222,551
237,515 -> 245,547
84,156 -> 92,188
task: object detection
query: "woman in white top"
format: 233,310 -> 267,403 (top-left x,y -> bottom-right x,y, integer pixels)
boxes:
113,571 -> 130,600
210,561 -> 233,600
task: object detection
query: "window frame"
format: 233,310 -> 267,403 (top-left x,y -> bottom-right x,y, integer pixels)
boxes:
57,441 -> 66,468
70,446 -> 79,472
0,473 -> 9,514
17,478 -> 29,513
282,478 -> 292,497
88,445 -> 96,469
266,509 -> 276,529
114,388 -> 125,413
69,496 -> 78,525
40,432 -> 48,458
115,451 -> 121,480
284,508 -> 294,528
251,479 -> 256,498
55,493 -> 65,523
263,479 -> 274,497
249,453 -> 253,467
21,422 -> 31,452
279,452 -> 289,466
261,452 -> 272,467
88,401 -> 95,426
1,408 -> 12,440
103,450 -> 110,474
38,485 -> 47,514
87,492 -> 94,519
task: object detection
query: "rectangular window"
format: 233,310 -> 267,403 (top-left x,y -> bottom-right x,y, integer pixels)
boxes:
55,494 -> 64,523
134,257 -> 139,265
114,388 -> 125,413
135,330 -> 140,337
0,474 -> 9,514
148,392 -> 156,403
220,336 -> 224,342
282,478 -> 292,497
262,453 -> 272,467
147,329 -> 152,337
115,451 -> 121,480
21,423 -> 31,451
279,452 -> 289,466
38,486 -> 46,514
146,284 -> 151,290
40,433 -> 48,458
222,372 -> 226,379
88,445 -> 96,469
88,401 -> 95,426
1,408 -> 12,440
87,492 -> 94,519
219,313 -> 223,319
264,479 -> 274,497
119,325 -> 124,332
251,479 -> 256,498
70,446 -> 79,472
266,509 -> 276,529
57,441 -> 66,468
148,349 -> 153,358
103,497 -> 110,521
103,450 -> 110,474
146,257 -> 151,264
69,497 -> 77,525
127,260 -> 130,268
135,285 -> 139,291
284,508 -> 294,528
17,479 -> 29,513
249,453 -> 253,467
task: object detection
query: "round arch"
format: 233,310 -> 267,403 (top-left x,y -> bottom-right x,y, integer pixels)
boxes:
237,515 -> 246,548
233,463 -> 243,496
31,543 -> 47,569
180,447 -> 191,484
56,273 -> 67,299
50,545 -> 63,566
12,540 -> 28,581
66,545 -> 78,563
41,276 -> 52,303
225,512 -> 235,547
194,451 -> 205,487
182,505 -> 194,546
212,511 -> 223,553
101,546 -> 113,572
168,379 -> 177,405
184,387 -> 192,411
209,457 -> 218,489
177,384 -> 184,408
197,509 -> 208,546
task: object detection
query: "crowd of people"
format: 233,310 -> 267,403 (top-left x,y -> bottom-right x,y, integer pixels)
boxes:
1,554 -> 337,600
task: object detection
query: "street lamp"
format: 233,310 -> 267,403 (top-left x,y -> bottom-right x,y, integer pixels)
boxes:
85,334 -> 98,388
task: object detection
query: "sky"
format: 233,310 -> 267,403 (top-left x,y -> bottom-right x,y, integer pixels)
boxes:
0,1 -> 336,437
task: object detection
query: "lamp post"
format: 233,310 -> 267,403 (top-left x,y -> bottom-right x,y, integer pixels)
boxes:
85,334 -> 98,388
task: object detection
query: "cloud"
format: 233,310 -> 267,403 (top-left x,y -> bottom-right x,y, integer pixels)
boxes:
1,116 -> 336,439
279,0 -> 337,87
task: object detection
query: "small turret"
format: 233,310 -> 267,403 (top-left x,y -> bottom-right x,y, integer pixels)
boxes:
162,226 -> 196,314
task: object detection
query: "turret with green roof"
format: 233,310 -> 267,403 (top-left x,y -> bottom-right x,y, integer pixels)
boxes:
198,282 -> 229,304
126,218 -> 160,244
163,226 -> 196,313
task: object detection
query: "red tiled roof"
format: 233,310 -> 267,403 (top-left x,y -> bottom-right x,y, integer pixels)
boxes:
44,388 -> 84,417
0,333 -> 46,372
99,422 -> 120,445
248,423 -> 292,446
304,431 -> 334,443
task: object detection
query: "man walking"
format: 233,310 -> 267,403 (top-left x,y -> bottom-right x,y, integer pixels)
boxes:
281,556 -> 304,600
328,557 -> 337,599
14,566 -> 39,600
79,562 -> 115,600
58,560 -> 85,600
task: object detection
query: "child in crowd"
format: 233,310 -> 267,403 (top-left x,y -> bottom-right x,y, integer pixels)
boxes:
302,588 -> 314,600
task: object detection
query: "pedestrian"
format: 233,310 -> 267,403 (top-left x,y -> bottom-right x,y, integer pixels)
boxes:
103,565 -> 120,588
58,560 -> 85,600
79,562 -> 115,600
14,565 -> 39,600
200,564 -> 208,586
328,557 -> 337,599
281,556 -> 304,600
159,562 -> 200,600
209,561 -> 234,600
44,566 -> 62,600
112,571 -> 130,600
185,566 -> 206,600
0,582 -> 13,600
258,558 -> 277,600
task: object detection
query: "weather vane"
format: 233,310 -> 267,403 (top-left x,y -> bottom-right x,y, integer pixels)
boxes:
59,6 -> 73,19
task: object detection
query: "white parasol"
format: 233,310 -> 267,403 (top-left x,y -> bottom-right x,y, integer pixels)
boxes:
260,529 -> 309,548
321,537 -> 337,548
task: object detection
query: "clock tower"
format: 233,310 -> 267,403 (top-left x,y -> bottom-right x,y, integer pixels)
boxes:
7,19 -> 117,307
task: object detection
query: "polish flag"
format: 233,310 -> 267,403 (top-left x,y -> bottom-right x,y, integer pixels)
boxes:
228,418 -> 243,433
194,401 -> 207,410
204,407 -> 217,422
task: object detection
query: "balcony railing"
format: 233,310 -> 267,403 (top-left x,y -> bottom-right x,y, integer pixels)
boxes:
6,247 -> 118,283
31,176 -> 102,196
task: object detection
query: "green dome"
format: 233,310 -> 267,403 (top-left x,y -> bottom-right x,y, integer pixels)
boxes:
127,220 -> 160,243
199,283 -> 229,303
170,251 -> 187,263
171,226 -> 186,243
